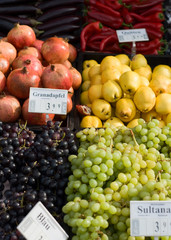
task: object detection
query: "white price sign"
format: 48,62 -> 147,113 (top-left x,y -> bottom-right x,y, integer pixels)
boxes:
116,28 -> 149,42
130,201 -> 171,237
17,201 -> 69,240
28,87 -> 68,115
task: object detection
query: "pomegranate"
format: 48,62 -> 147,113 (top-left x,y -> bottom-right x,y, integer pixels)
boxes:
22,98 -> 55,125
7,24 -> 36,50
67,95 -> 73,113
0,71 -> 6,93
18,46 -> 42,61
12,54 -> 43,77
68,86 -> 74,98
0,40 -> 17,64
41,64 -> 72,90
7,66 -> 41,99
31,39 -> 44,52
68,43 -> 77,62
70,67 -> 82,90
0,94 -> 21,122
41,37 -> 69,64
63,59 -> 72,69
0,55 -> 10,74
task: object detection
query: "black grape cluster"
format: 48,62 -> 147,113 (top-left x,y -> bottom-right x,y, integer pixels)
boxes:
0,120 -> 77,240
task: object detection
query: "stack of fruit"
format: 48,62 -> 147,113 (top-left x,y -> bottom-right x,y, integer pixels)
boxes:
79,54 -> 171,129
0,23 -> 82,126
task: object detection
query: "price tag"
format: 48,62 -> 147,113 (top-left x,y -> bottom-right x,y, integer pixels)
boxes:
130,201 -> 171,237
17,201 -> 69,240
28,87 -> 68,115
116,28 -> 149,42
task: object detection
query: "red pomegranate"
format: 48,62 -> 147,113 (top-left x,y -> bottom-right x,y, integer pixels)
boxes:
0,94 -> 21,122
31,39 -> 44,52
22,98 -> 55,125
41,37 -> 69,64
0,56 -> 10,74
7,24 -> 36,50
63,59 -> 72,69
41,64 -> 72,90
67,95 -> 73,113
70,67 -> 82,90
68,86 -> 74,98
12,54 -> 43,77
0,40 -> 17,64
7,66 -> 41,99
68,43 -> 77,62
18,46 -> 42,61
0,71 -> 6,93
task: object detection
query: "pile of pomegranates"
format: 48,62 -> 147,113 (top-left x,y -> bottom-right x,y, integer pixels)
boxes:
0,23 -> 82,125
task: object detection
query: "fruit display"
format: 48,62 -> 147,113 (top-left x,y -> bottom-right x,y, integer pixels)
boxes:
81,0 -> 168,54
78,53 -> 171,129
62,119 -> 171,240
0,120 -> 78,239
0,23 -> 82,126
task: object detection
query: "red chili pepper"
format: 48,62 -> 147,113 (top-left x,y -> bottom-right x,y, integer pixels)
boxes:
146,28 -> 164,40
88,28 -> 116,43
80,21 -> 102,51
131,0 -> 164,13
133,22 -> 164,33
87,9 -> 123,29
104,0 -> 122,11
88,0 -> 121,17
121,7 -> 133,24
130,12 -> 165,23
140,3 -> 163,17
100,35 -> 122,53
86,39 -> 101,51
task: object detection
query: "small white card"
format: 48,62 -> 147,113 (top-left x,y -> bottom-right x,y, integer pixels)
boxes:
17,201 -> 69,240
28,87 -> 68,115
130,201 -> 171,237
116,28 -> 149,42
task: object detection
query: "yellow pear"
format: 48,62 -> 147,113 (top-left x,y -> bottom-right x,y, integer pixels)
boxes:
83,59 -> 98,69
139,76 -> 149,87
134,66 -> 152,81
91,99 -> 112,120
81,80 -> 91,91
166,112 -> 171,124
120,64 -> 131,74
119,71 -> 141,95
155,93 -> 171,115
80,90 -> 91,105
115,98 -> 137,122
141,108 -> 162,122
101,68 -> 121,84
130,54 -> 147,70
104,117 -> 124,128
149,75 -> 171,96
102,80 -> 122,103
133,86 -> 156,113
115,54 -> 130,65
82,67 -> 90,82
88,84 -> 102,103
88,64 -> 101,80
80,115 -> 102,128
152,64 -> 171,78
100,55 -> 121,72
90,74 -> 102,85
127,119 -> 139,128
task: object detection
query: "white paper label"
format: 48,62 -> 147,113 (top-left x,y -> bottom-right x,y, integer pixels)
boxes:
116,28 -> 149,42
28,87 -> 68,115
130,201 -> 171,237
17,201 -> 69,240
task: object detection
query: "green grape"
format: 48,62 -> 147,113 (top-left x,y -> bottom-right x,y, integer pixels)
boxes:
121,207 -> 130,217
90,231 -> 99,239
113,192 -> 122,201
97,172 -> 107,181
89,179 -> 97,188
116,221 -> 127,231
118,173 -> 127,183
79,184 -> 88,195
91,202 -> 100,212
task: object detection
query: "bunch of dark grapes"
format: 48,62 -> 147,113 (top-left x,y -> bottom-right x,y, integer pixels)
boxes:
0,120 -> 77,239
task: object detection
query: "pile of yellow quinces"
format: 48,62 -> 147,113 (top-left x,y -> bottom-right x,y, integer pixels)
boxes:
80,54 -> 171,128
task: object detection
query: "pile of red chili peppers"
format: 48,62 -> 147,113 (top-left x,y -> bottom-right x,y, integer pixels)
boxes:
80,0 -> 167,55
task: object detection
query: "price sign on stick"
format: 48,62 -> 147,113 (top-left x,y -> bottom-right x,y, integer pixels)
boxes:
116,28 -> 149,58
17,201 -> 69,240
28,87 -> 68,115
130,201 -> 171,239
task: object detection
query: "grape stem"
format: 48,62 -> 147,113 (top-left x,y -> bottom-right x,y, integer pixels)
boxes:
130,129 -> 139,147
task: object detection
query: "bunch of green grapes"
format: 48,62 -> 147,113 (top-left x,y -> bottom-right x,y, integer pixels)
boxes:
63,119 -> 171,240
